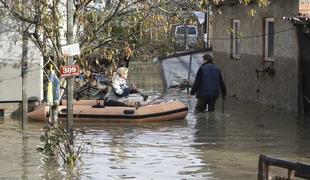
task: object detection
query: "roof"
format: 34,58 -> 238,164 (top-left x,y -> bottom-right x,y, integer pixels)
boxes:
283,13 -> 310,24
299,2 -> 310,15
214,0 -> 310,24
215,0 -> 310,11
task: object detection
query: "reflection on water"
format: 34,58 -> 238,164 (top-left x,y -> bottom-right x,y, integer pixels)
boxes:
1,62 -> 310,179
191,102 -> 310,179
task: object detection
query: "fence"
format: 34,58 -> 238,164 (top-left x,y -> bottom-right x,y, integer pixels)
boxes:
258,154 -> 310,180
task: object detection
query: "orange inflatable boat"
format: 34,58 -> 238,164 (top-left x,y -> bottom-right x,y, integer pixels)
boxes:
28,100 -> 188,123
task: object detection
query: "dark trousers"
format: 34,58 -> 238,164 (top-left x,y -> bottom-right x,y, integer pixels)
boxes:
195,97 -> 217,113
105,99 -> 129,107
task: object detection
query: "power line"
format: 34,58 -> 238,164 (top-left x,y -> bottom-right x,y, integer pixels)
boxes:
209,27 -> 296,41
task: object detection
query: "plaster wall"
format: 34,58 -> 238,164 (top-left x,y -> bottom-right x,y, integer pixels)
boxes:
211,0 -> 300,111
0,31 -> 43,102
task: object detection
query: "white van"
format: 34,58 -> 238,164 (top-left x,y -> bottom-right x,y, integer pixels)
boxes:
172,25 -> 198,48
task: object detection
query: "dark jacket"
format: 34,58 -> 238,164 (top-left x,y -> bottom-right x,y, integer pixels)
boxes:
190,62 -> 226,98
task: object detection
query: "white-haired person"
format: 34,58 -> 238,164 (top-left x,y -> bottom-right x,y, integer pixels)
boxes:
104,67 -> 143,107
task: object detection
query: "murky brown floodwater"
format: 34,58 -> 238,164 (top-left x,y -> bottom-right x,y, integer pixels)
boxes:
1,62 -> 310,180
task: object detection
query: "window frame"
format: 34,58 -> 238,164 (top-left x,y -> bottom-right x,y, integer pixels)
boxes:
264,17 -> 275,61
232,19 -> 240,59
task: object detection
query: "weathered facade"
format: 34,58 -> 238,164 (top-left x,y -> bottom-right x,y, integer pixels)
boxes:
286,13 -> 310,114
0,31 -> 43,117
209,0 -> 307,112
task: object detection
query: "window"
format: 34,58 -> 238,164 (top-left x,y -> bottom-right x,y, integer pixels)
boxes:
175,26 -> 197,35
187,27 -> 197,35
176,26 -> 186,34
264,18 -> 274,60
232,19 -> 240,58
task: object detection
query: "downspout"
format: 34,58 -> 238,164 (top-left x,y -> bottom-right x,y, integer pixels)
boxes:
204,5 -> 208,48
296,24 -> 304,117
206,5 -> 211,48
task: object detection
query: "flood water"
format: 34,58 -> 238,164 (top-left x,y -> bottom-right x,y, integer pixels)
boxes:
1,62 -> 310,179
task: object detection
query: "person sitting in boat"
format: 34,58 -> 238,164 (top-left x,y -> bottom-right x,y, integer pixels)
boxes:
104,67 -> 142,107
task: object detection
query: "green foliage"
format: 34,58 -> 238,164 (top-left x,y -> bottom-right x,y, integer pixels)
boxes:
248,9 -> 256,17
240,0 -> 251,6
258,0 -> 270,7
226,27 -> 243,38
37,124 -> 83,166
0,0 -> 272,69
1,0 -> 272,167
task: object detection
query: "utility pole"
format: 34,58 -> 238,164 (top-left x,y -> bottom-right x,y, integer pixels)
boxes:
67,0 -> 74,144
21,32 -> 28,130
21,0 -> 28,130
182,6 -> 188,50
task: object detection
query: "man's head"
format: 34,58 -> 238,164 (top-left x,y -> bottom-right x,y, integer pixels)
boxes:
203,54 -> 213,63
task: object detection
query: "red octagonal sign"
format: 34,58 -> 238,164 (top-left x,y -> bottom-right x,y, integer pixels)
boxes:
60,65 -> 80,77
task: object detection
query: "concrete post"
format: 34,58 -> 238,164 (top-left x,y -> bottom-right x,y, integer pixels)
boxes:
67,0 -> 74,144
21,0 -> 28,130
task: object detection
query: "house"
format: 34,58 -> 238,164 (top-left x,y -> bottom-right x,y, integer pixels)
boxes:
0,0 -> 119,118
284,10 -> 310,115
208,0 -> 310,113
0,26 -> 43,118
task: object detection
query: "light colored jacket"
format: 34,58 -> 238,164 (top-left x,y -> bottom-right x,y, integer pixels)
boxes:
105,74 -> 144,105
105,74 -> 128,102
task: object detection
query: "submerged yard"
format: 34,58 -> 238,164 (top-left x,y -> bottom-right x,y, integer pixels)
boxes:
0,62 -> 310,179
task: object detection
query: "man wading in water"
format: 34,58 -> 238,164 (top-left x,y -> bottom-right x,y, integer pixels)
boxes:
189,54 -> 226,113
